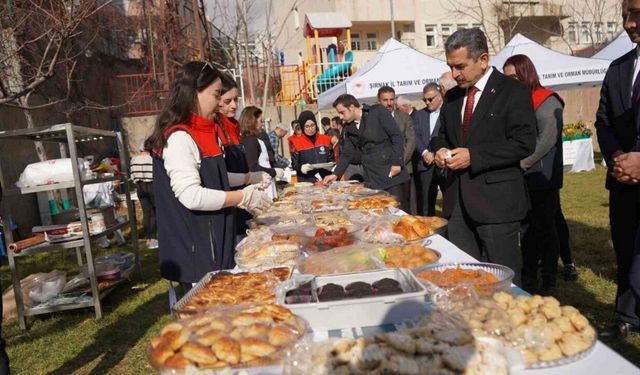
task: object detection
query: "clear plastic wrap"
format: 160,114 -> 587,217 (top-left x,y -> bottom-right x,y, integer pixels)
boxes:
148,303 -> 309,374
297,244 -> 385,275
353,220 -> 406,244
283,307 -> 512,375
412,262 -> 514,298
417,289 -> 597,369
173,268 -> 292,318
235,239 -> 302,269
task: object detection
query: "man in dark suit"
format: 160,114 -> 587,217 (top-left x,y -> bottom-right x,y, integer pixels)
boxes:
414,82 -> 445,216
377,86 -> 416,212
323,94 -> 410,203
595,0 -> 640,339
432,28 -> 536,285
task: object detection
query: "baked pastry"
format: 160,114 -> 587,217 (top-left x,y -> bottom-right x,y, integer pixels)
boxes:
164,353 -> 192,369
212,336 -> 241,365
382,244 -> 440,269
178,268 -> 291,314
239,337 -> 277,357
392,215 -> 447,241
149,304 -> 305,371
348,195 -> 399,210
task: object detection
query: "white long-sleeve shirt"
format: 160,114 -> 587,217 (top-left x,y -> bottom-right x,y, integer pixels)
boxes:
163,132 -> 245,211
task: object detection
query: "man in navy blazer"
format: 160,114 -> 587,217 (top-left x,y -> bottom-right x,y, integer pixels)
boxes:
595,0 -> 640,339
432,28 -> 536,285
414,82 -> 445,216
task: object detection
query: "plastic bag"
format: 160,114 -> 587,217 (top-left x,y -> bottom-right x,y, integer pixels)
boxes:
16,158 -> 86,188
353,219 -> 406,244
28,270 -> 66,303
148,303 -> 308,374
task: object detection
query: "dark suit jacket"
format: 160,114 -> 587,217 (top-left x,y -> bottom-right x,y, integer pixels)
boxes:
392,110 -> 416,174
414,108 -> 441,173
431,69 -> 536,224
335,104 -> 410,190
595,49 -> 638,190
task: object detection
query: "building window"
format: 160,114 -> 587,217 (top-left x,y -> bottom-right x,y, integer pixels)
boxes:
351,32 -> 361,50
566,22 -> 577,43
441,24 -> 453,45
607,22 -> 617,40
425,24 -> 436,47
581,22 -> 590,44
471,23 -> 482,30
403,23 -> 415,32
366,33 -> 377,50
594,22 -> 604,43
456,24 -> 466,30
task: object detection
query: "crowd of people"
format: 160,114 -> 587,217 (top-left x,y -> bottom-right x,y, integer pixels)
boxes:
140,0 -> 640,343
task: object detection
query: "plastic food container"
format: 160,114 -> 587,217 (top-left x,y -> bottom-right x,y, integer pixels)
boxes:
412,262 -> 514,297
277,269 -> 428,331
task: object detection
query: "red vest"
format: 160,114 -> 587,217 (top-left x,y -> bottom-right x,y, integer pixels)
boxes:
289,134 -> 332,152
532,87 -> 564,111
217,116 -> 241,146
159,114 -> 223,157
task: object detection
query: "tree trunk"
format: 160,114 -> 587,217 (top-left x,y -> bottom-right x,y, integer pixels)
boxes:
19,95 -> 47,162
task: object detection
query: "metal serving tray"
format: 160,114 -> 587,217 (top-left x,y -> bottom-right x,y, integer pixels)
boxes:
172,267 -> 292,318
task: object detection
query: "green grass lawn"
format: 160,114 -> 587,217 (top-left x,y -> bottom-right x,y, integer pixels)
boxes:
2,164 -> 640,374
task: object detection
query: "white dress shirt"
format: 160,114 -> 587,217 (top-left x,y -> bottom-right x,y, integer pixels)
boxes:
429,109 -> 440,136
632,46 -> 640,97
461,66 -> 494,118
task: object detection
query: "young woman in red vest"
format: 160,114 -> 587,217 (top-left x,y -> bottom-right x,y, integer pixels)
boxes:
290,111 -> 335,183
504,54 -> 573,295
146,62 -> 272,292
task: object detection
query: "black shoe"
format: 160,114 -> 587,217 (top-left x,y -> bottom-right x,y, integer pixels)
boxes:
563,264 -> 578,281
599,322 -> 636,340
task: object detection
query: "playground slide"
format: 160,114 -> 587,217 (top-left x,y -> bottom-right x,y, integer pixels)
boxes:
316,50 -> 353,94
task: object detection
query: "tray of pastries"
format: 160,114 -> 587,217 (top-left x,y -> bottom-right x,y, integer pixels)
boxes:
377,243 -> 441,269
439,292 -> 597,369
286,308 -> 510,374
173,268 -> 292,317
313,211 -> 352,230
392,215 -> 448,241
149,303 -> 307,373
347,194 -> 399,210
235,240 -> 302,269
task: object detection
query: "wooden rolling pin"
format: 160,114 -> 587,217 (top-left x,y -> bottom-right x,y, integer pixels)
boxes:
8,234 -> 46,253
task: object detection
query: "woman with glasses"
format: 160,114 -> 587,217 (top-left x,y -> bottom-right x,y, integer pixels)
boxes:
239,106 -> 278,198
503,54 -> 567,295
290,110 -> 335,183
146,61 -> 272,291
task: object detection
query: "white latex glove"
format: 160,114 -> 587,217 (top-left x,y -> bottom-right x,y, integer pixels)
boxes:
247,171 -> 272,190
238,184 -> 273,214
301,163 -> 312,174
321,163 -> 335,171
274,168 -> 285,179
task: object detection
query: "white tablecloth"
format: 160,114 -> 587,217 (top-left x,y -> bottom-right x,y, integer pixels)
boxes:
563,138 -> 596,173
306,235 -> 638,374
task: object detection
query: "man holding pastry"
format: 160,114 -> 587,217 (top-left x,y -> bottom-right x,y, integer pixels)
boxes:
432,28 -> 536,285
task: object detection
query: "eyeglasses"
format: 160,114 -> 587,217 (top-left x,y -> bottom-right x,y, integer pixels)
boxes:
200,61 -> 213,75
422,95 -> 439,103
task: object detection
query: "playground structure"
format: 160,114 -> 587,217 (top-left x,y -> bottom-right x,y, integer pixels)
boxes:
277,12 -> 354,105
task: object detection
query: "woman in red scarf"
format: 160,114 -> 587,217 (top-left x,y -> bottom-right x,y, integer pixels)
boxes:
503,54 -> 575,295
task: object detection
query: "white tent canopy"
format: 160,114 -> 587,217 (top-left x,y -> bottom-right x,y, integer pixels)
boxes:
317,39 -> 449,109
592,32 -> 635,60
490,34 -> 610,90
